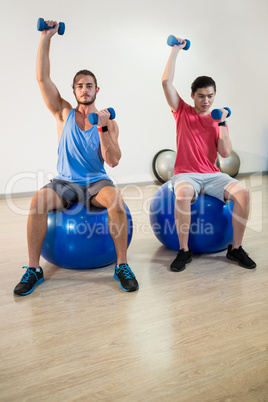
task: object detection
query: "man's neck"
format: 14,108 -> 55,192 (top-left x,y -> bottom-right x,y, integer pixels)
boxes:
75,103 -> 97,117
193,106 -> 211,116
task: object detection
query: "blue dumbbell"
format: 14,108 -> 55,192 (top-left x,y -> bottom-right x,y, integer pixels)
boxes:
37,18 -> 65,36
211,107 -> 231,120
88,108 -> 116,125
167,35 -> 191,50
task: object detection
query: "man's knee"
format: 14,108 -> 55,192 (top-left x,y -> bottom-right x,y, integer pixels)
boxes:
30,188 -> 65,214
240,187 -> 250,203
225,182 -> 250,203
107,191 -> 125,215
175,183 -> 195,203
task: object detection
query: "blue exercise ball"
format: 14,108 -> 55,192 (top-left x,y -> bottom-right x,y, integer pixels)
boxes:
41,202 -> 133,269
149,181 -> 233,253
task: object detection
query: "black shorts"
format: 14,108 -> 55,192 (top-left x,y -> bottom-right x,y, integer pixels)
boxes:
42,179 -> 115,209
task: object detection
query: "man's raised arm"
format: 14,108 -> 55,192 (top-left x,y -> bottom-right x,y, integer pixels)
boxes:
162,38 -> 187,112
36,20 -> 71,120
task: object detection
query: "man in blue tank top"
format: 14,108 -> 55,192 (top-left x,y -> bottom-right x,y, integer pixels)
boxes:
14,19 -> 139,295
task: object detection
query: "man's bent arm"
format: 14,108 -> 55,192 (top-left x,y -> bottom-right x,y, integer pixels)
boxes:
217,110 -> 233,157
99,121 -> 121,168
217,126 -> 233,158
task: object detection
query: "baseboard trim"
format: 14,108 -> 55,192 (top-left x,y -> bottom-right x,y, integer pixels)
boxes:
1,172 -> 267,200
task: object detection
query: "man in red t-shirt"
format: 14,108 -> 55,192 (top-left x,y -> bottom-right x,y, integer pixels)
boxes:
162,36 -> 256,272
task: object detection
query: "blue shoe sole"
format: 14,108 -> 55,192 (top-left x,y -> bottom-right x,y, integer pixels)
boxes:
14,277 -> 44,296
114,273 -> 120,282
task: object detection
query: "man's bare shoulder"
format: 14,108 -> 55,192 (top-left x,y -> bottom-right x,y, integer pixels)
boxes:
55,102 -> 73,123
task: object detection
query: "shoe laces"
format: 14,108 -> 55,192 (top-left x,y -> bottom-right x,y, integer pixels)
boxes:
21,266 -> 37,283
177,249 -> 190,259
116,263 -> 135,279
236,246 -> 248,257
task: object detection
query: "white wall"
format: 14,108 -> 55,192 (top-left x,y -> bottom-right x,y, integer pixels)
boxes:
1,0 -> 267,195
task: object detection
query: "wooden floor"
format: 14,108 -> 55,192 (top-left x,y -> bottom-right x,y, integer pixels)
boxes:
0,175 -> 268,401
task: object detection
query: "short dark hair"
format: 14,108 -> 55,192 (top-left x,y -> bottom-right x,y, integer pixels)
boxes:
191,76 -> 216,95
72,70 -> 98,88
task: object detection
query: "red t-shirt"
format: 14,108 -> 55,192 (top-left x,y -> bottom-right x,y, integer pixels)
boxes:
172,98 -> 222,174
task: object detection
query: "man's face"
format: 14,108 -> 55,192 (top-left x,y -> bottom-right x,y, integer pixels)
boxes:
191,86 -> 215,114
73,75 -> 99,105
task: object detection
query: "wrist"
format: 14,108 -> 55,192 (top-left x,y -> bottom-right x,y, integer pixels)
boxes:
40,34 -> 51,43
218,121 -> 227,127
97,126 -> 108,133
171,48 -> 180,56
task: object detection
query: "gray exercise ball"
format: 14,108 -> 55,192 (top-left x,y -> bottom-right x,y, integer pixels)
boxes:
217,150 -> 240,177
152,149 -> 176,183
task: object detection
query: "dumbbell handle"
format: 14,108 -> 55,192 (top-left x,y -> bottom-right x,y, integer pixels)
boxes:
37,18 -> 65,36
211,107 -> 231,120
88,108 -> 116,125
167,35 -> 191,51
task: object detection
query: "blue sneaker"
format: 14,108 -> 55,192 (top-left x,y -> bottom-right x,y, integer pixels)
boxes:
114,263 -> 139,292
14,266 -> 44,296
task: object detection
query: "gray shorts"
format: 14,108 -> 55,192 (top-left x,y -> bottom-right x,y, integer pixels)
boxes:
171,172 -> 239,203
42,179 -> 115,209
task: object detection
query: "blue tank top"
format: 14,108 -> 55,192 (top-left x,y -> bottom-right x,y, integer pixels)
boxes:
55,109 -> 111,185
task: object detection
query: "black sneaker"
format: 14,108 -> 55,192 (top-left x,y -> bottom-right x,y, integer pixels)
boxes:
170,248 -> 192,272
226,245 -> 256,269
14,266 -> 44,296
114,263 -> 139,292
